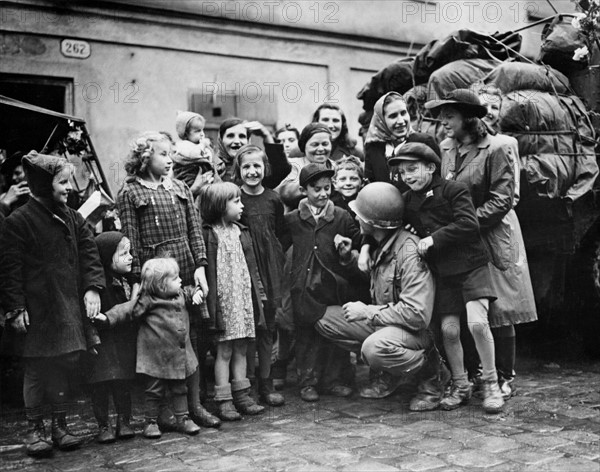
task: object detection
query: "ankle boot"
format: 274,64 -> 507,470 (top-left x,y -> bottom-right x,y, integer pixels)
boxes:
409,347 -> 451,412
232,379 -> 265,415
51,412 -> 83,450
25,419 -> 53,457
215,384 -> 241,421
190,403 -> 221,428
96,422 -> 116,444
217,400 -> 242,421
116,415 -> 135,439
157,404 -> 176,432
258,377 -> 285,407
175,414 -> 200,435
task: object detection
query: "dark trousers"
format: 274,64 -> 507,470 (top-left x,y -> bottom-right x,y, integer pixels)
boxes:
90,380 -> 132,425
23,353 -> 80,421
144,377 -> 188,421
295,320 -> 350,390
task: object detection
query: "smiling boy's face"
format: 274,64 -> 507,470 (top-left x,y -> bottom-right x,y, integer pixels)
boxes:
394,160 -> 435,193
301,176 -> 332,209
334,168 -> 362,198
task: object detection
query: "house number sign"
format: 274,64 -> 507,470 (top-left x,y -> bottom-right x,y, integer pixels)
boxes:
60,39 -> 91,59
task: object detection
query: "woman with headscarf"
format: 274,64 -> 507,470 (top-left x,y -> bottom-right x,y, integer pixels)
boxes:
363,92 -> 415,190
312,103 -> 364,162
215,118 -> 290,189
425,89 -> 537,401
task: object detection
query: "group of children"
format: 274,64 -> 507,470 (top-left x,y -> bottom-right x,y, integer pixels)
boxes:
0,104 -> 507,458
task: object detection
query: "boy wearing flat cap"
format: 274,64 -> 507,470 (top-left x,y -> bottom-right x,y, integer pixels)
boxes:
390,137 -> 504,414
284,163 -> 361,403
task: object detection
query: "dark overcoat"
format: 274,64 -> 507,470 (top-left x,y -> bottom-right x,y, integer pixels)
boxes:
0,198 -> 105,357
285,200 -> 361,326
402,175 -> 489,277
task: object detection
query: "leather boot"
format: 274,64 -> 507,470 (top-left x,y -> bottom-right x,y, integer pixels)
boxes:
51,412 -> 83,450
190,403 -> 221,428
116,415 -> 135,439
157,405 -> 177,432
409,347 -> 451,411
25,419 -> 53,458
175,414 -> 200,435
258,377 -> 285,406
232,379 -> 265,415
96,422 -> 116,444
215,384 -> 241,421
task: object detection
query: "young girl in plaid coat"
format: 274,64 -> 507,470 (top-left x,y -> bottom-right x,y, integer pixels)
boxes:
116,131 -> 220,429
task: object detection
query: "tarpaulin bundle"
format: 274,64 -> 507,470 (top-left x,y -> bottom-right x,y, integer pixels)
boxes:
538,15 -> 590,74
484,62 -> 571,94
427,57 -> 502,100
356,57 -> 415,112
413,29 -> 522,85
500,90 -> 598,201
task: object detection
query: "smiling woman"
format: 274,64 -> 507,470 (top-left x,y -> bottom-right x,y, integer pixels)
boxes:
312,103 -> 364,162
364,92 -> 414,188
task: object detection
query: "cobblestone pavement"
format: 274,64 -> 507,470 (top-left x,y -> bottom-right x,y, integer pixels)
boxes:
1,357 -> 599,472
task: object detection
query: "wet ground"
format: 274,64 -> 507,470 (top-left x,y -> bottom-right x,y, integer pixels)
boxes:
0,355 -> 599,472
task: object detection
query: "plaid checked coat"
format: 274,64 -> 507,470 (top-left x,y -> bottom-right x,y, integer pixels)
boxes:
117,177 -> 207,287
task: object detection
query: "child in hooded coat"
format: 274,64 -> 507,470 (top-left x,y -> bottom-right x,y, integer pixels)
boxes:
0,151 -> 105,457
89,231 -> 137,443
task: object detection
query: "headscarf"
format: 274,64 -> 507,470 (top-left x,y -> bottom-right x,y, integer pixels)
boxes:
365,92 -> 413,147
298,123 -> 332,154
22,151 -> 72,215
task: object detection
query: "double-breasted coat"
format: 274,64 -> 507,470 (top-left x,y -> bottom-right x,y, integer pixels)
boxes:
106,290 -> 198,380
285,199 -> 361,327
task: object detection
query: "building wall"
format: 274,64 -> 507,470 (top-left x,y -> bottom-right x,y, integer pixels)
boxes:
0,1 -> 575,192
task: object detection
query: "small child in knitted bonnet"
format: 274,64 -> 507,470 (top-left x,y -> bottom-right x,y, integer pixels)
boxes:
173,111 -> 218,194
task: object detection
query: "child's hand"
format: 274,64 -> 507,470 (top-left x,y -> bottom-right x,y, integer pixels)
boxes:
358,244 -> 372,272
201,170 -> 215,186
92,313 -> 109,326
417,236 -> 434,257
192,288 -> 204,305
334,234 -> 353,262
84,289 -> 101,319
11,309 -> 29,334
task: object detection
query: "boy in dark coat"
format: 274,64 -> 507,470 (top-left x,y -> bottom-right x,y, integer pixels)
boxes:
285,163 -> 361,402
389,141 -> 504,414
0,151 -> 105,457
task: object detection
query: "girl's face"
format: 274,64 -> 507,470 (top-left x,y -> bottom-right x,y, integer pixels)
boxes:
383,99 -> 410,141
302,176 -> 331,209
111,238 -> 133,275
305,132 -> 332,164
480,93 -> 501,128
318,109 -> 342,141
223,195 -> 244,223
12,165 -> 26,184
186,118 -> 205,144
162,273 -> 182,297
147,140 -> 173,178
334,168 -> 362,198
395,160 -> 435,193
439,107 -> 466,141
222,124 -> 249,158
239,153 -> 265,189
51,168 -> 73,204
276,130 -> 299,157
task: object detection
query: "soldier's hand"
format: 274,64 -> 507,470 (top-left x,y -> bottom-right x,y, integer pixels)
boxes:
342,302 -> 368,322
